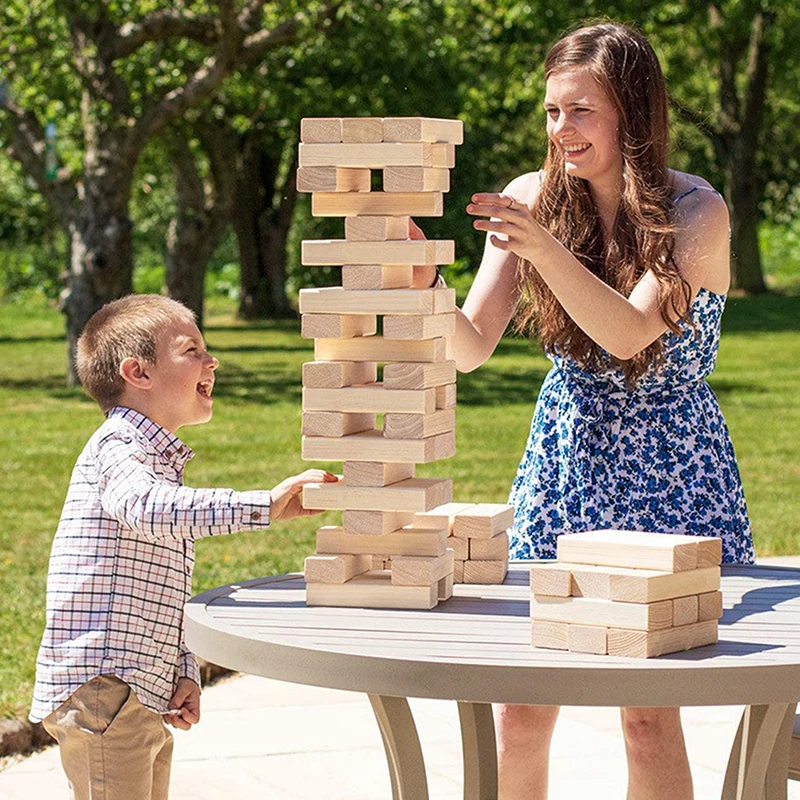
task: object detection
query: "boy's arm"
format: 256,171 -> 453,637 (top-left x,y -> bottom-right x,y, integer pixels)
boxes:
178,645 -> 202,686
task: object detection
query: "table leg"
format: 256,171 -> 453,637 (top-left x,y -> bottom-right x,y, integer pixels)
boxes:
721,703 -> 795,800
369,694 -> 429,800
457,702 -> 498,800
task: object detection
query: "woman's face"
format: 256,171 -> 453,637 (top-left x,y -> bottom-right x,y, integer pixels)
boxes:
545,68 -> 623,187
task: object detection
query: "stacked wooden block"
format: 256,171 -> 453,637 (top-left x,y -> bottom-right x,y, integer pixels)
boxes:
298,116 -> 463,610
530,530 -> 723,658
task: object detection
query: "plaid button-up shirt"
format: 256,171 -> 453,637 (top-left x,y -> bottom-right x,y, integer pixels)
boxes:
30,406 -> 271,722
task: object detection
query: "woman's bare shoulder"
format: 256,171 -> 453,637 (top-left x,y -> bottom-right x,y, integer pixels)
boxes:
668,169 -> 716,197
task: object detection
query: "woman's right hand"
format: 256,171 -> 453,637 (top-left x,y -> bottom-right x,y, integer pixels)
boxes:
408,219 -> 438,288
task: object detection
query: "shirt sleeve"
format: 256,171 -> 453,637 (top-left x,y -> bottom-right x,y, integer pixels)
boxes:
177,645 -> 202,686
96,431 -> 271,542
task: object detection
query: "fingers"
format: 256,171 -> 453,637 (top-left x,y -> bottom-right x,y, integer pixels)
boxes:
164,709 -> 192,731
408,219 -> 427,240
472,219 -> 513,235
466,194 -> 526,220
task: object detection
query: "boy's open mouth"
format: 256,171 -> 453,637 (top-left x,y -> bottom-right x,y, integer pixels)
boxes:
197,379 -> 214,398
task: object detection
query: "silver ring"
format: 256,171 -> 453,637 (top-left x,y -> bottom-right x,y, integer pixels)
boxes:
506,198 -> 515,209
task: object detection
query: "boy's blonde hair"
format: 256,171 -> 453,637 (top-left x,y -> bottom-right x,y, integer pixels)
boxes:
76,295 -> 196,412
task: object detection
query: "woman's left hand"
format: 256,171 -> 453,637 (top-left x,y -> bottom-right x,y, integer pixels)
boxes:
466,193 -> 544,262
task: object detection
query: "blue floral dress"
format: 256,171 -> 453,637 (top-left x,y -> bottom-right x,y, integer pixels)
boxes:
508,189 -> 755,565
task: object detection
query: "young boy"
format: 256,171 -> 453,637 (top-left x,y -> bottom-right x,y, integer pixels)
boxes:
30,294 -> 335,799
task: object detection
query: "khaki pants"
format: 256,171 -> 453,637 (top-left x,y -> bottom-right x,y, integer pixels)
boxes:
42,675 -> 173,800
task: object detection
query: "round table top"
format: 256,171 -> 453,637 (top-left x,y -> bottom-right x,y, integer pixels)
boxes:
184,563 -> 800,707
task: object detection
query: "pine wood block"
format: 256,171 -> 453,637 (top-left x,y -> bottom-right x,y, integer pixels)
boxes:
383,313 -> 456,340
413,502 -> 476,531
438,573 -> 454,600
556,530 -> 700,573
342,117 -> 383,143
300,118 -> 342,143
391,551 -> 455,586
571,567 -> 613,599
607,565 -> 721,604
301,313 -> 376,339
341,265 -> 414,290
529,563 -> 573,597
447,536 -> 469,560
469,531 -> 509,561
302,412 -> 375,437
315,336 -> 446,364
299,142 -> 455,168
306,571 -> 439,609
302,429 -> 455,463
435,383 -> 457,409
311,192 -> 444,218
453,504 -> 515,540
530,595 -> 674,631
383,360 -> 457,389
382,117 -> 464,144
531,620 -> 569,650
453,560 -> 465,582
304,384 -> 435,414
304,554 -> 372,584
698,590 -> 723,621
296,166 -> 370,192
463,560 -> 508,584
384,167 -> 450,193
303,477 -> 453,513
384,408 -> 455,439
345,216 -> 410,241
302,360 -> 377,389
697,537 -> 723,568
302,239 -> 455,266
568,624 -> 608,655
300,287 -> 455,315
673,594 -> 700,627
343,461 -> 415,486
343,510 -> 415,535
316,525 -> 447,557
607,619 -> 718,659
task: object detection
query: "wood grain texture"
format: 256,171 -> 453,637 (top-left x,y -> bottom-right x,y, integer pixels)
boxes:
383,313 -> 456,340
343,510 -> 415,535
530,595 -> 674,632
413,502 -> 476,532
300,117 -> 342,143
344,216 -> 410,241
382,117 -> 464,144
303,477 -> 453,513
315,336 -> 446,364
463,560 -> 509,585
302,360 -> 377,389
384,167 -> 450,192
342,117 -> 383,143
607,620 -> 718,658
453,504 -> 515,540
529,563 -> 573,597
532,620 -> 570,650
304,384 -> 436,414
447,536 -> 469,561
296,166 -> 370,192
301,411 -> 375,437
435,383 -> 457,409
384,408 -> 455,439
304,554 -> 372,584
391,551 -> 455,586
673,595 -> 700,626
302,429 -> 456,464
300,313 -> 376,339
311,192 -> 444,218
300,287 -> 455,316
299,142 -> 455,168
306,571 -> 439,610
341,265 -> 414,290
383,360 -> 457,390
568,624 -> 608,655
699,591 -> 724,621
302,239 -> 454,266
316,525 -> 447,557
342,461 -> 416,487
469,531 -> 509,562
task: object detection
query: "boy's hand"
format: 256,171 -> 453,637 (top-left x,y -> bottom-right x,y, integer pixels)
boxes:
408,219 -> 437,289
270,469 -> 337,522
165,677 -> 200,731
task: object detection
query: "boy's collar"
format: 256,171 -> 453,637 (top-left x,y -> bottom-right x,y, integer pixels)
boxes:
106,406 -> 195,465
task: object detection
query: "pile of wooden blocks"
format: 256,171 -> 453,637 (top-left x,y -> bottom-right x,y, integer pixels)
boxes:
530,530 -> 723,658
297,116 -> 465,609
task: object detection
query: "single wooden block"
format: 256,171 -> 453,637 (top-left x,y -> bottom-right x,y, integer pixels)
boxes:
413,502 -> 476,532
673,594 -> 700,627
342,117 -> 383,143
301,313 -> 376,339
568,624 -> 608,655
300,117 -> 342,143
453,559 -> 465,583
345,216 -> 410,241
391,551 -> 454,586
300,287 -> 455,316
383,313 -> 456,340
530,595 -> 674,632
571,566 -> 613,599
698,590 -> 723,621
435,383 -> 457,409
463,560 -> 508,584
304,554 -> 372,584
697,537 -> 723,568
316,525 -> 446,557
315,336 -> 446,365
311,191 -> 444,218
529,563 -> 573,597
341,265 -> 414,291
607,619 -> 718,659
302,239 -> 455,266
384,167 -> 450,193
469,531 -> 509,561
608,565 -> 721,604
302,360 -> 377,389
302,477 -> 453,513
306,571 -> 438,609
384,408 -> 455,439
531,619 -> 570,650
556,530 -> 700,573
438,572 -> 454,601
301,412 -> 375,437
343,461 -> 415,487
304,384 -> 435,414
382,117 -> 464,144
447,535 -> 469,561
453,504 -> 515,540
296,166 -> 370,192
302,429 -> 455,464
383,360 -> 457,390
343,510 -> 415,535
299,142 -> 455,168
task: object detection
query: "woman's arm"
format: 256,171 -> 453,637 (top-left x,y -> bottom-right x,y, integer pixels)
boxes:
468,187 -> 730,361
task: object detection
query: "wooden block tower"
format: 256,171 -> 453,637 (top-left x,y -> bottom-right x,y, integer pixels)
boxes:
297,116 -> 464,609
530,530 -> 723,658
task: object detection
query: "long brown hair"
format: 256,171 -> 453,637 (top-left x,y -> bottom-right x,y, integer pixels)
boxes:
515,22 -> 691,384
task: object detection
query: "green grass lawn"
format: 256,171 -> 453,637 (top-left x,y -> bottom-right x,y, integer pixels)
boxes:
1,292 -> 798,719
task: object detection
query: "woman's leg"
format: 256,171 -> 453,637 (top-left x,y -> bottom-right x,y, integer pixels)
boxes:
620,707 -> 693,800
495,703 -> 561,800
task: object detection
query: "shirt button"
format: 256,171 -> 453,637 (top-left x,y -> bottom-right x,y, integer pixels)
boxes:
250,511 -> 261,521
164,449 -> 173,459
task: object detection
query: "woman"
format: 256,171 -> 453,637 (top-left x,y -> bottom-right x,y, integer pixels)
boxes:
413,21 -> 754,800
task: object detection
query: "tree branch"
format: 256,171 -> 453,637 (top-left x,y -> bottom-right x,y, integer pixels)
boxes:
110,11 -> 220,60
668,94 -> 720,141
